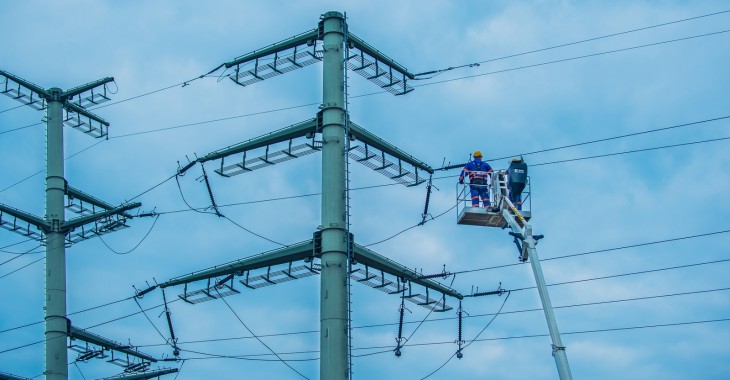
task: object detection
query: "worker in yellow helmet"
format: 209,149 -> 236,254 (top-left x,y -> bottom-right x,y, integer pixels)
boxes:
458,150 -> 493,208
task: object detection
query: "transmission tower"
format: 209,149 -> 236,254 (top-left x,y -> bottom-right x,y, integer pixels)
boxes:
152,11 -> 468,380
0,70 -> 143,380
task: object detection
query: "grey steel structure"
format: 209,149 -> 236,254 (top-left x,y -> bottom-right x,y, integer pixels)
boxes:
457,173 -> 573,380
160,11 -> 462,380
0,71 -> 142,380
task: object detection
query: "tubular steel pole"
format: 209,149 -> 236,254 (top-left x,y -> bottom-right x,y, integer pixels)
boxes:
319,11 -> 349,380
45,89 -> 68,380
524,225 -> 573,380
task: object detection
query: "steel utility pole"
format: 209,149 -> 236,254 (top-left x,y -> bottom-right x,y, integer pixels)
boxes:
45,87 -> 68,380
0,70 -> 141,380
319,12 -> 348,379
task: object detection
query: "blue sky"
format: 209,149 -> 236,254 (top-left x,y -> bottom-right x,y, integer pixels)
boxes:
1,1 -> 729,379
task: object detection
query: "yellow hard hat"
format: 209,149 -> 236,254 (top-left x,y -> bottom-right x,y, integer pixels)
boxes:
512,157 -> 522,162
473,150 -> 482,157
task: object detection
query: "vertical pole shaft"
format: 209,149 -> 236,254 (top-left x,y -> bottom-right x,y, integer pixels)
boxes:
319,11 -> 348,380
45,89 -> 68,380
525,226 -> 573,380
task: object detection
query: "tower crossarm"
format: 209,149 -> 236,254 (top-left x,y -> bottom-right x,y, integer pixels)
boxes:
66,186 -> 135,218
349,121 -> 433,174
63,202 -> 141,232
99,368 -> 179,380
0,371 -> 32,380
224,29 -> 319,69
0,203 -> 48,230
197,118 -> 318,165
0,69 -> 48,98
159,240 -> 315,288
69,325 -> 157,362
61,77 -> 114,100
347,34 -> 415,80
353,244 -> 462,300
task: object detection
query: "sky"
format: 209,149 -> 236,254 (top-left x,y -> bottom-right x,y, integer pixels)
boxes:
1,1 -> 729,379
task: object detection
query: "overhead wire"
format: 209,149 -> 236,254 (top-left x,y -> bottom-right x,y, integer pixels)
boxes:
214,288 -> 310,379
137,316 -> 730,361
97,215 -> 161,255
411,9 -> 730,79
419,291 -> 511,380
451,229 -> 730,276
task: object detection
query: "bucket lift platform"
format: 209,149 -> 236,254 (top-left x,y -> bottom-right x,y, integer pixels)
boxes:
457,206 -> 531,227
456,171 -> 531,228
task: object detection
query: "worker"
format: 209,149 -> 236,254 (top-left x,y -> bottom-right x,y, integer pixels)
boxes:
458,151 -> 493,208
507,157 -> 528,210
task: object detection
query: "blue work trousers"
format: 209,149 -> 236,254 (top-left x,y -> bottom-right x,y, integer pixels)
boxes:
470,185 -> 490,207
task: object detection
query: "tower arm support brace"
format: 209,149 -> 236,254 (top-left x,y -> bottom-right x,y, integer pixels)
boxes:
160,240 -> 315,288
353,244 -> 462,299
349,121 -> 433,174
224,29 -> 319,68
0,203 -> 48,230
198,118 -> 317,164
347,34 -> 416,80
63,202 -> 141,231
69,325 -> 157,362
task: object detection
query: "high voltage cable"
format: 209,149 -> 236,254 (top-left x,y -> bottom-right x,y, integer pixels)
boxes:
4,24 -> 723,142
508,257 -> 730,293
415,29 -> 730,88
215,288 -> 309,379
129,285 -> 730,349
439,115 -> 730,170
451,229 -> 730,275
419,292 -> 511,380
351,28 -> 730,100
531,136 -> 730,167
2,271 -> 727,355
351,318 -> 730,355
0,139 -> 105,193
412,9 -> 730,78
143,317 -> 730,361
97,114 -> 730,218
0,256 -> 43,279
131,284 -> 730,357
97,215 -> 161,255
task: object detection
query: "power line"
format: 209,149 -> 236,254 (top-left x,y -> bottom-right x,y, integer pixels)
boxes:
0,256 -> 43,280
110,102 -> 319,140
146,317 -> 730,361
97,215 -> 160,255
452,229 -> 730,276
351,317 -> 730,354
413,29 -> 730,90
439,115 -> 730,170
419,291 -> 511,380
412,9 -> 730,78
363,203 -> 457,247
0,121 -> 43,136
0,139 -> 106,193
131,285 -> 730,350
215,288 -> 310,379
508,257 -> 730,293
532,136 -> 730,167
0,103 -> 26,114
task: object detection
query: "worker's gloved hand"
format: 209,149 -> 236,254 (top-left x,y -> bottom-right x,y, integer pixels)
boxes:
458,180 -> 464,185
